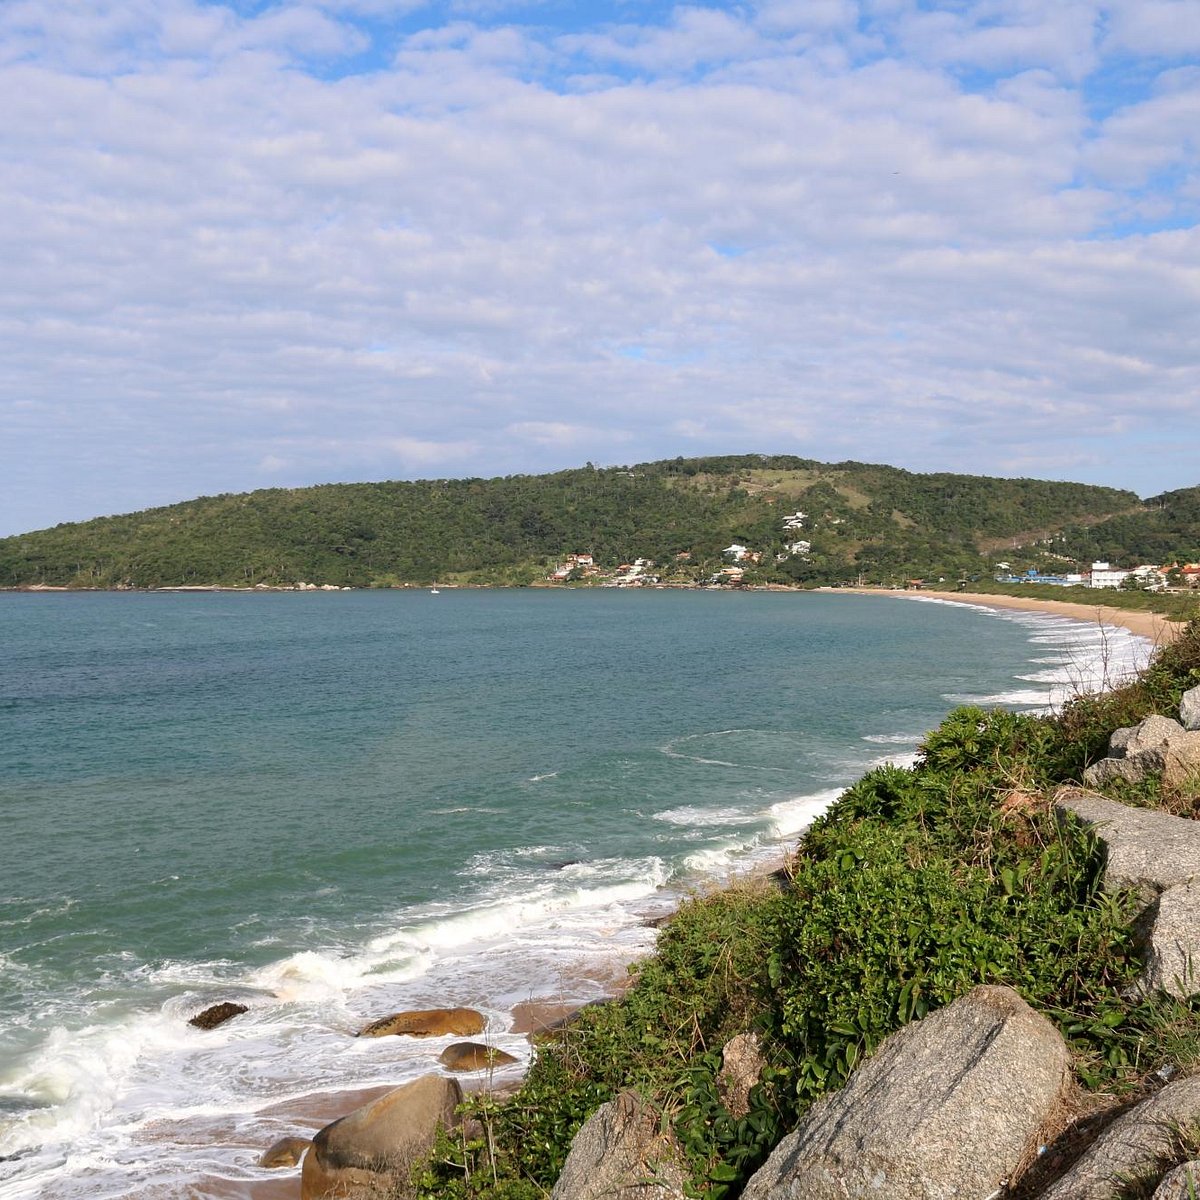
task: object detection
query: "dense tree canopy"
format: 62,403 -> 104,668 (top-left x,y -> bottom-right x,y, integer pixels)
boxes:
0,455 -> 1169,589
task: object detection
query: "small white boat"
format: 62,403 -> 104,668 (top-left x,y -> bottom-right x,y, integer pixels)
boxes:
430,585 -> 440,594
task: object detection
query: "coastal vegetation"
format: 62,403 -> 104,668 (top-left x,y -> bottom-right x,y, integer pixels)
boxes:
414,621 -> 1200,1199
6,454 -> 1193,591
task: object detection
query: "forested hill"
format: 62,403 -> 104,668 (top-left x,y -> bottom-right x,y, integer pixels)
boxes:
0,454 -> 1171,589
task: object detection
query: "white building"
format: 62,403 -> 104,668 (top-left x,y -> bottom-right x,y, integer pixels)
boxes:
1088,562 -> 1130,589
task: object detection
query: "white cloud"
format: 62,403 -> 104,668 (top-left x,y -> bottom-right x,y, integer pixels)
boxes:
0,0 -> 1197,534
1104,0 -> 1200,57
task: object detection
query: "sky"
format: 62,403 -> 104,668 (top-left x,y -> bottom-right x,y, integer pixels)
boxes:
1,0 -> 1199,535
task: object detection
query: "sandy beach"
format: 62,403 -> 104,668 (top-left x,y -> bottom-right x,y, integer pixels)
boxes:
825,587 -> 1186,647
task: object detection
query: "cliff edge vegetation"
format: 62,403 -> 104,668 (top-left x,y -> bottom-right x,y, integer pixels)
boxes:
412,620 -> 1200,1199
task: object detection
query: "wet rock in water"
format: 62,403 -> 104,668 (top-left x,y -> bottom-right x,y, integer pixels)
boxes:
550,1091 -> 687,1200
739,985 -> 1070,1200
356,1007 -> 486,1038
301,1074 -> 461,1200
258,1135 -> 311,1168
438,1042 -> 519,1071
188,1001 -> 249,1030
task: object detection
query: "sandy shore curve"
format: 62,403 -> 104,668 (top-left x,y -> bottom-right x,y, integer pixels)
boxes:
823,587 -> 1186,647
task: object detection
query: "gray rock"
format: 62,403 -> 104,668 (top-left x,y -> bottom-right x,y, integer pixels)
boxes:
1140,880 -> 1200,998
301,1074 -> 462,1200
739,985 -> 1069,1200
1089,718 -> 1200,792
718,1032 -> 766,1119
1056,790 -> 1200,898
1040,1076 -> 1200,1200
1111,716 -> 1186,758
1182,686 -> 1200,732
1163,734 -> 1200,792
1153,1159 -> 1200,1199
1109,724 -> 1138,758
1084,756 -> 1155,788
550,1091 -> 686,1200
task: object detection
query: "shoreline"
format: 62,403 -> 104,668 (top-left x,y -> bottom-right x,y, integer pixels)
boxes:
822,587 -> 1185,647
8,588 -> 1158,1199
181,590 -> 1159,1197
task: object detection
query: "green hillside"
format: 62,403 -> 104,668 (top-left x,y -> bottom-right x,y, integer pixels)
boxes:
0,454 -> 1160,589
1056,485 -> 1200,567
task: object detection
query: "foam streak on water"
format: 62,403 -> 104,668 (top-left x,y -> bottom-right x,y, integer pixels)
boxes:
0,590 -> 1151,1198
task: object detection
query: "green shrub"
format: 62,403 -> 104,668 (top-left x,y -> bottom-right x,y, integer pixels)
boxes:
415,621 -> 1200,1200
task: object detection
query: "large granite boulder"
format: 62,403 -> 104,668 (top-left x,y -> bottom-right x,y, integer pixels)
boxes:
1181,686 -> 1200,732
1139,879 -> 1200,998
1056,790 -> 1200,899
301,1074 -> 462,1200
550,1091 -> 686,1200
356,1007 -> 486,1038
1039,1076 -> 1200,1200
739,985 -> 1069,1200
438,1042 -> 519,1071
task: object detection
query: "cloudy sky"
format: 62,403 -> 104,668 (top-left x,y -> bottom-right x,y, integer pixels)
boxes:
2,0 -> 1198,534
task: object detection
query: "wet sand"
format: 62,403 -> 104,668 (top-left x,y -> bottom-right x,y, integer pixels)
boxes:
825,588 -> 1185,647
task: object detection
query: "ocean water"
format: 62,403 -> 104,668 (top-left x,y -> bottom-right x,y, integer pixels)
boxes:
0,589 -> 1148,1198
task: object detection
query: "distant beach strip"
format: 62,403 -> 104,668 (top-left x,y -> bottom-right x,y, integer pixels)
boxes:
825,587 -> 1185,648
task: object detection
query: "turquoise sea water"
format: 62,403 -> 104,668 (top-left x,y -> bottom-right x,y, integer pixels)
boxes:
0,589 -> 1148,1198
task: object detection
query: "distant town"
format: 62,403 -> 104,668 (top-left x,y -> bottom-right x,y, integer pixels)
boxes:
546,507 -> 1200,592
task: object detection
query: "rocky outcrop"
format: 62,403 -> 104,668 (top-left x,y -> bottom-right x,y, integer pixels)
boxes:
301,1074 -> 462,1200
1084,716 -> 1200,791
188,1001 -> 248,1030
550,1091 -> 686,1200
1040,1075 -> 1200,1200
1110,715 -> 1186,759
1154,1159 -> 1200,1198
739,985 -> 1069,1200
258,1135 -> 311,1167
438,1042 -> 520,1071
1056,790 -> 1200,898
356,1007 -> 486,1038
718,1033 -> 765,1119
